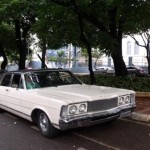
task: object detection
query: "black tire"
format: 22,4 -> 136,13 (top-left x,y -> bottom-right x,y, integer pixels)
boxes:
0,108 -> 4,113
37,111 -> 59,138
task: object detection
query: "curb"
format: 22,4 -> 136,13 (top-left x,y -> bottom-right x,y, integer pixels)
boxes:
130,112 -> 150,123
130,91 -> 150,123
136,92 -> 150,98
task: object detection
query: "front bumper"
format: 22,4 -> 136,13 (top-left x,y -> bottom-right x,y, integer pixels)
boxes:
59,104 -> 136,130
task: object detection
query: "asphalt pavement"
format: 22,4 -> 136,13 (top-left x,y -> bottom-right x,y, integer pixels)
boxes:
130,92 -> 150,123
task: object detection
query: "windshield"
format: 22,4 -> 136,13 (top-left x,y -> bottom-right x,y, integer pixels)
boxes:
24,70 -> 82,89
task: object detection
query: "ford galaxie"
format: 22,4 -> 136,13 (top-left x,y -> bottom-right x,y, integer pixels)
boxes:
0,69 -> 136,138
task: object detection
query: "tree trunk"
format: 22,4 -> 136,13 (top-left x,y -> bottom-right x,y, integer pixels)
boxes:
77,13 -> 96,84
146,44 -> 150,74
20,33 -> 27,70
0,43 -> 8,69
111,52 -> 127,76
15,19 -> 30,70
147,57 -> 150,74
82,38 -> 96,84
15,19 -> 26,70
109,13 -> 128,76
19,42 -> 27,70
111,38 -> 128,76
41,39 -> 47,68
87,45 -> 96,84
22,25 -> 31,70
108,7 -> 128,76
111,39 -> 128,76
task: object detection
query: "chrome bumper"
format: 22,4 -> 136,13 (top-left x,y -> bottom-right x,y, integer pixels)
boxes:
59,104 -> 136,130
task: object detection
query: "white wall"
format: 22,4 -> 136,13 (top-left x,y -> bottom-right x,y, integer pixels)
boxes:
122,35 -> 147,66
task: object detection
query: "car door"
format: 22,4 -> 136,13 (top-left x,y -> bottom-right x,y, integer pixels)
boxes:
6,74 -> 24,113
0,74 -> 12,108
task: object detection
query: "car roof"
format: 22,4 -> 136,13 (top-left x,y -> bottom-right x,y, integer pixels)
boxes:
4,68 -> 69,74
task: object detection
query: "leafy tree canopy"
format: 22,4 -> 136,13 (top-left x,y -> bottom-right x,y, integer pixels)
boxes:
0,22 -> 18,61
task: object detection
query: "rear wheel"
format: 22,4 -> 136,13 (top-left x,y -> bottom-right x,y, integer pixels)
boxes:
37,111 -> 59,138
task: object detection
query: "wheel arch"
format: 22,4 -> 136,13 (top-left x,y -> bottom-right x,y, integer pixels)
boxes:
31,107 -> 51,124
31,108 -> 60,138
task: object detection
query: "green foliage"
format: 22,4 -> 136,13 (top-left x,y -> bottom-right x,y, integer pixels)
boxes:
122,0 -> 150,34
80,48 -> 88,58
0,0 -> 150,73
48,50 -> 68,67
0,0 -> 37,64
0,22 -> 18,61
49,0 -> 150,76
78,75 -> 150,92
0,23 -> 16,48
7,51 -> 19,63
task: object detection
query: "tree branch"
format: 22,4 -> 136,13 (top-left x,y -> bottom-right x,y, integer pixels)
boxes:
140,33 -> 147,46
50,0 -> 109,34
130,35 -> 146,48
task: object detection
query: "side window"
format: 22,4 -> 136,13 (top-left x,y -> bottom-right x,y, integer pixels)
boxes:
11,74 -> 22,88
1,74 -> 12,86
25,74 -> 40,89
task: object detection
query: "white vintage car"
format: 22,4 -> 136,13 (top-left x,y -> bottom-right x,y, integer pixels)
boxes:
0,69 -> 136,138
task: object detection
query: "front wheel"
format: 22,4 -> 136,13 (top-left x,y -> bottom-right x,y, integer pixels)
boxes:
0,108 -> 4,113
37,111 -> 59,138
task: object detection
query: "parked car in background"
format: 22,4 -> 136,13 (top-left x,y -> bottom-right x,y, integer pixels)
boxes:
0,70 -> 6,76
94,66 -> 115,75
0,69 -> 136,138
127,66 -> 147,76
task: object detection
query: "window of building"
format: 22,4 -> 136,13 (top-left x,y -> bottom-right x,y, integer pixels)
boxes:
127,41 -> 131,55
134,42 -> 139,55
148,43 -> 150,56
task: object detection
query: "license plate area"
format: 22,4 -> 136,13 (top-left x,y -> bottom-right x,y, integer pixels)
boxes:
120,111 -> 131,118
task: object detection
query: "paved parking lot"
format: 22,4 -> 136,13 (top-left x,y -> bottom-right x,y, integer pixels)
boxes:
0,111 -> 150,150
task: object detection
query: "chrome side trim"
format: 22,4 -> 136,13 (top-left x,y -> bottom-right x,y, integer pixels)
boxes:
0,104 -> 32,121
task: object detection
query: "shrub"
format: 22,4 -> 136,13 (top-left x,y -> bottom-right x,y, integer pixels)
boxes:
78,75 -> 150,92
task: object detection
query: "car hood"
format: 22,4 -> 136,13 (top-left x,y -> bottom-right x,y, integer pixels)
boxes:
31,84 -> 135,104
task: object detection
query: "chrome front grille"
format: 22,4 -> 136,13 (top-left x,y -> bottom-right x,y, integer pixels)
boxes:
87,97 -> 118,112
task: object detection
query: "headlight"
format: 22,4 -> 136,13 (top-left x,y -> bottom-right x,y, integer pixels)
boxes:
68,102 -> 87,115
118,95 -> 131,106
79,104 -> 86,112
69,105 -> 77,114
118,97 -> 124,105
125,96 -> 130,104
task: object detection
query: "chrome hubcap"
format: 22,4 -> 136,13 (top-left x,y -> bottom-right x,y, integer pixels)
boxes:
39,113 -> 49,132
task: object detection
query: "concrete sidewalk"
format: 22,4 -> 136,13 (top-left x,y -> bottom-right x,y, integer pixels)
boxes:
130,92 -> 150,123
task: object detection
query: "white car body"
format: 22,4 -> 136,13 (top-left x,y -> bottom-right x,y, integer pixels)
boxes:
0,69 -> 136,138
